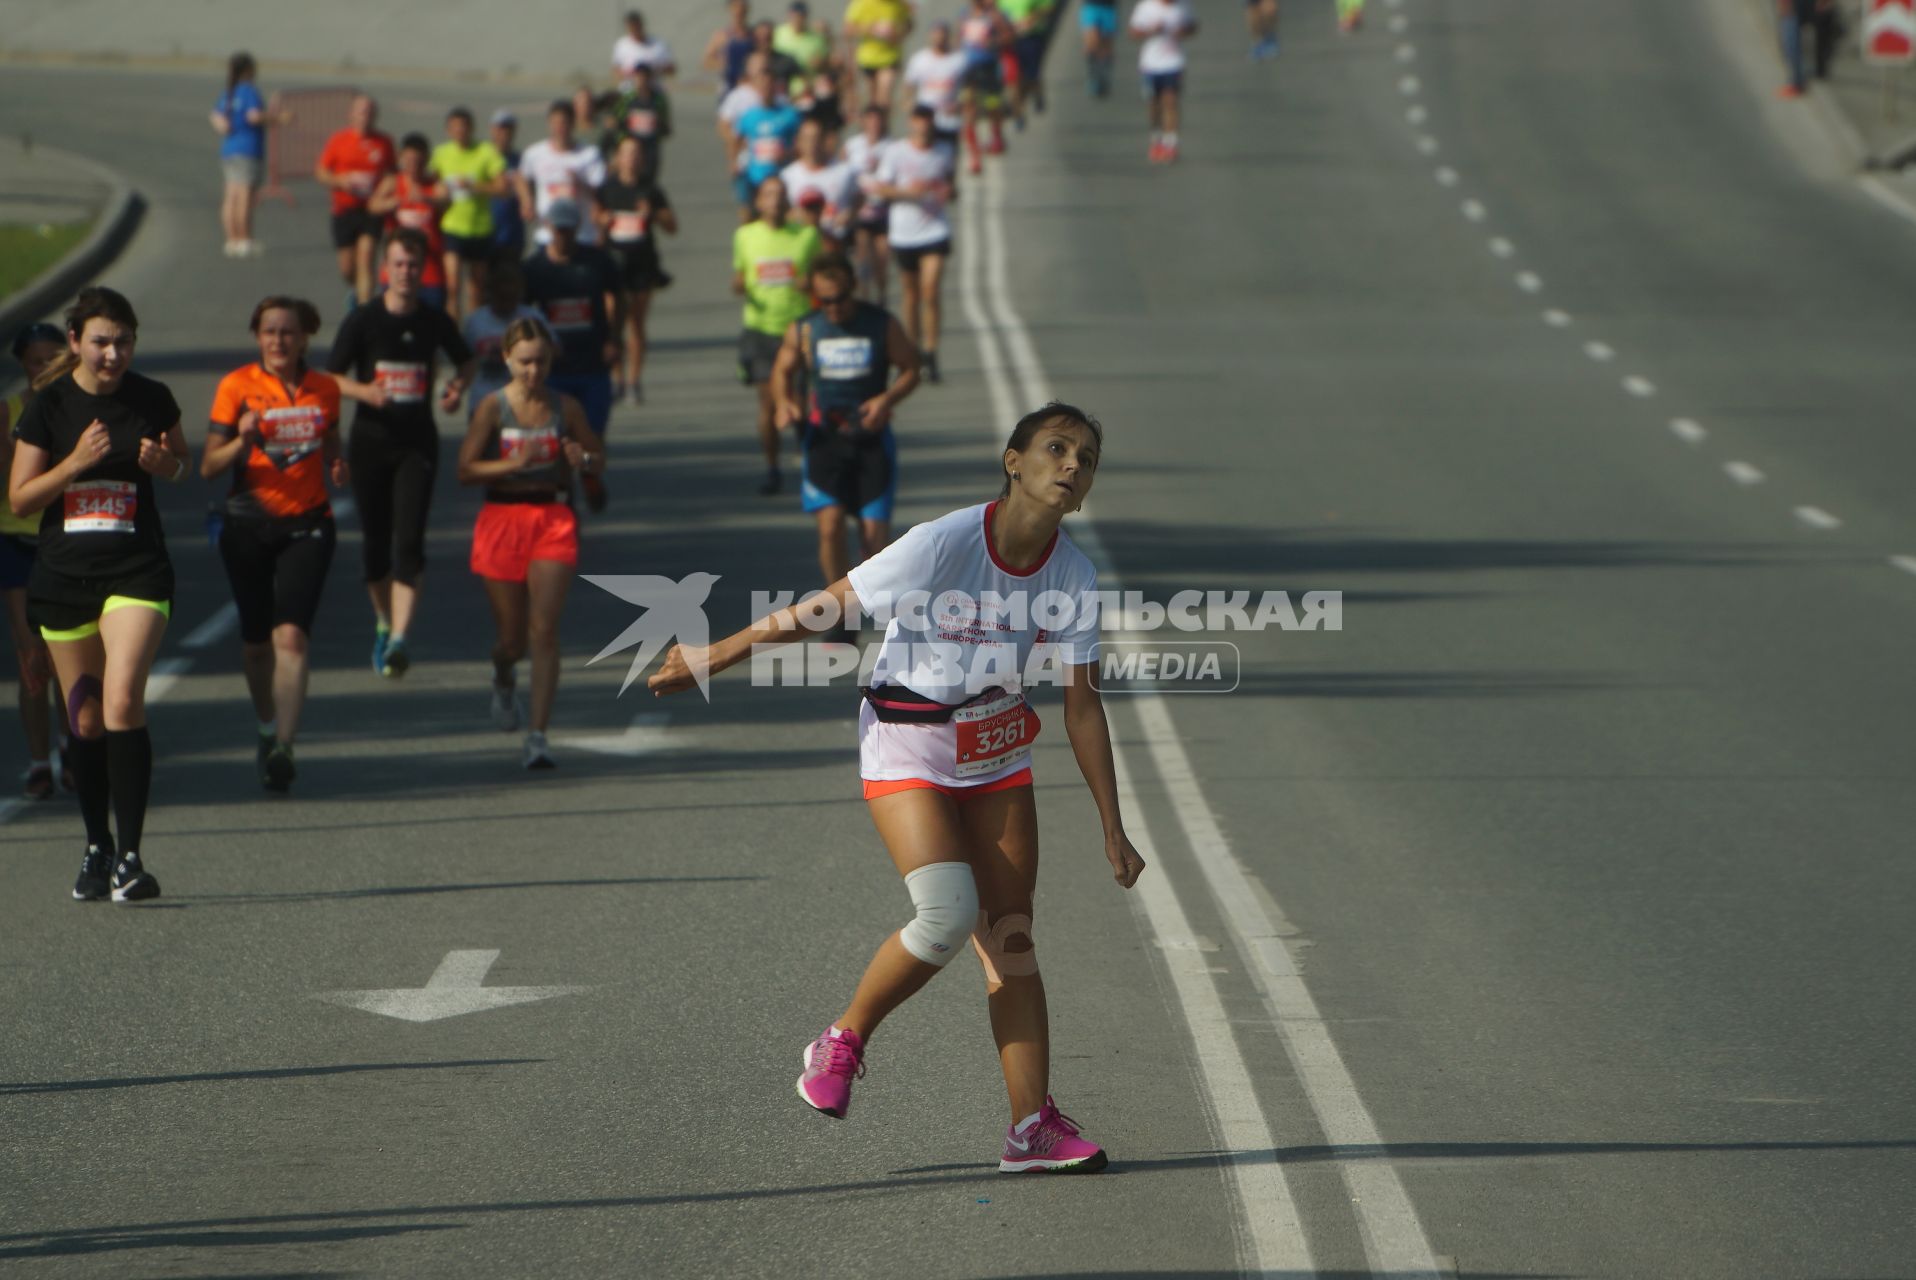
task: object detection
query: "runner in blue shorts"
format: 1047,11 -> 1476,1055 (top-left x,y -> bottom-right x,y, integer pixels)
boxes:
771,252 -> 920,620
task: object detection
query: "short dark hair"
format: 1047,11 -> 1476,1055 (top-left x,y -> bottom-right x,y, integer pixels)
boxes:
548,99 -> 576,124
447,106 -> 474,126
400,132 -> 432,156
387,227 -> 432,262
811,253 -> 856,292
910,104 -> 936,122
249,295 -> 321,335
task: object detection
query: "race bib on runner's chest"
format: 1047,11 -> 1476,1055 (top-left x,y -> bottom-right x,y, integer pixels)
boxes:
953,690 -> 1037,778
500,425 -> 560,464
63,479 -> 136,534
374,361 -> 428,403
261,405 -> 326,467
752,137 -> 785,163
627,108 -> 658,134
755,258 -> 796,286
397,206 -> 433,230
544,298 -> 593,330
611,211 -> 648,241
815,336 -> 874,380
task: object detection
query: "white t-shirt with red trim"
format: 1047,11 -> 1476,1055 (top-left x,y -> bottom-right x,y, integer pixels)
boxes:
847,501 -> 1101,786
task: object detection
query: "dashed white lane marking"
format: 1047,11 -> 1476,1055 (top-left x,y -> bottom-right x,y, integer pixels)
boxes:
1515,271 -> 1543,292
1583,341 -> 1615,362
1416,136 -> 1439,155
1543,308 -> 1572,327
1891,555 -> 1916,577
1622,375 -> 1656,398
1434,166 -> 1458,186
1489,237 -> 1515,258
181,602 -> 240,650
1389,13 -> 1409,32
1406,104 -> 1428,125
1670,418 -> 1707,444
1400,75 -> 1422,95
1461,199 -> 1486,222
1396,43 -> 1417,62
1795,505 -> 1842,530
977,163 -> 1441,1280
1724,461 -> 1766,485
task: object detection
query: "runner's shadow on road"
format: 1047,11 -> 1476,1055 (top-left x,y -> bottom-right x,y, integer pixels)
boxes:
26,1137 -> 1910,1263
0,1222 -> 457,1262
1,1058 -> 543,1096
168,873 -> 765,908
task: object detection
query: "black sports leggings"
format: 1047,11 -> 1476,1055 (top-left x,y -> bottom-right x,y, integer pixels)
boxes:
348,422 -> 438,586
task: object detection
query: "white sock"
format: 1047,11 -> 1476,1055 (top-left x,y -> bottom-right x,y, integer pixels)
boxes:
1164,132 -> 1179,148
1014,1109 -> 1044,1134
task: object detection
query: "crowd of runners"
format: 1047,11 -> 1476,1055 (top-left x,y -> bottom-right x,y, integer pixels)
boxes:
4,0 -> 1361,1173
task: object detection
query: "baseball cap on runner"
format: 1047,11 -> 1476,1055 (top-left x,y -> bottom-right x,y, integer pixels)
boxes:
545,198 -> 584,228
490,108 -> 517,127
11,322 -> 63,358
796,188 -> 826,209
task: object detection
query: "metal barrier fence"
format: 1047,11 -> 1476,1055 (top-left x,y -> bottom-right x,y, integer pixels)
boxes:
263,87 -> 359,205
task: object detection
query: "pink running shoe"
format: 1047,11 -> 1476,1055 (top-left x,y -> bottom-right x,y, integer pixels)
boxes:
998,1097 -> 1109,1174
796,1026 -> 865,1118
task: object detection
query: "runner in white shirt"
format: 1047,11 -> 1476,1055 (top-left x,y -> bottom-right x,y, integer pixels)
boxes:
515,100 -> 608,245
841,105 -> 893,303
717,52 -> 769,218
904,25 -> 969,146
612,9 -> 678,85
1127,0 -> 1197,163
782,119 -> 861,246
872,107 -> 956,383
648,401 -> 1140,1174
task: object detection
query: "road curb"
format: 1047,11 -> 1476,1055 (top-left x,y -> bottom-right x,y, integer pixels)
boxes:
0,145 -> 145,340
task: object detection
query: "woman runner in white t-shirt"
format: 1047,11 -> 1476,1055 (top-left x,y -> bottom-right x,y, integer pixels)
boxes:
650,402 -> 1144,1173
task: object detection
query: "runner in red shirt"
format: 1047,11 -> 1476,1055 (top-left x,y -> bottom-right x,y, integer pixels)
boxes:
369,135 -> 451,311
315,94 -> 397,305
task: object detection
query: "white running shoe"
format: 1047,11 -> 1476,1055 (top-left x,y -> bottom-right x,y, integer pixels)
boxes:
523,731 -> 555,770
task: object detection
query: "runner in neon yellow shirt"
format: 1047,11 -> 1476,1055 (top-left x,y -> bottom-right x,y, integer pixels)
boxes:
431,107 -> 510,321
733,175 -> 822,495
844,0 -> 914,112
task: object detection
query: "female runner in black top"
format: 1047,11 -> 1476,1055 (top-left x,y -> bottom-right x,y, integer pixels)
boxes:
8,288 -> 190,903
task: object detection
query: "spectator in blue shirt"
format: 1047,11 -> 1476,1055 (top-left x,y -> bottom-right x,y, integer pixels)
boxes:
210,52 -> 277,257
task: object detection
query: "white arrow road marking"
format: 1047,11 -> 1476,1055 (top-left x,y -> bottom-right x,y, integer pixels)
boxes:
317,950 -> 588,1022
571,711 -> 673,757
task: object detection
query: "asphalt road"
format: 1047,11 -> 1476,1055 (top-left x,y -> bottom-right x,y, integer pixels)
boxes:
4,0 -> 1916,1277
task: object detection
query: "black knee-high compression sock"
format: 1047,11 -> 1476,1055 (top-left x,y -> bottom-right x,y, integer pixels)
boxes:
105,727 -> 153,854
67,734 -> 113,849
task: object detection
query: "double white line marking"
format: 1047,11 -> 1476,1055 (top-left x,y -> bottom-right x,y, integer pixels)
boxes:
959,166 -> 1442,1280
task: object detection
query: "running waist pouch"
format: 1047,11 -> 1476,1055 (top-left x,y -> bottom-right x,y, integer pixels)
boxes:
860,683 -> 1014,724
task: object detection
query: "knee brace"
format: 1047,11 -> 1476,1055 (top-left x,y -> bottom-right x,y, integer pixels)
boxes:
973,911 -> 1039,989
898,861 -> 979,967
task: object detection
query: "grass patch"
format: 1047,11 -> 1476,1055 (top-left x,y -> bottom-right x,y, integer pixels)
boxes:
0,221 -> 91,299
